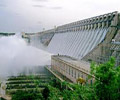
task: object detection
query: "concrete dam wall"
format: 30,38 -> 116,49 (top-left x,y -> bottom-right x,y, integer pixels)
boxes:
24,11 -> 120,65
48,27 -> 108,59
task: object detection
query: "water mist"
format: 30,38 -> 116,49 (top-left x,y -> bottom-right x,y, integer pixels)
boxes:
0,33 -> 52,78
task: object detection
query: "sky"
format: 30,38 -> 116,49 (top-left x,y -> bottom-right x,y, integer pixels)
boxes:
0,0 -> 120,33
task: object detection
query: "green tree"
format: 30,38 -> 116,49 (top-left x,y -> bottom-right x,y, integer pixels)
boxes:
42,85 -> 61,100
62,83 -> 97,100
90,57 -> 120,100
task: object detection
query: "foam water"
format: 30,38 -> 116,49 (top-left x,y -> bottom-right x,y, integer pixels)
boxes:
0,34 -> 52,77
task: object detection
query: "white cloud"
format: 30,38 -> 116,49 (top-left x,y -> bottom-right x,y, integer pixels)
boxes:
0,0 -> 120,32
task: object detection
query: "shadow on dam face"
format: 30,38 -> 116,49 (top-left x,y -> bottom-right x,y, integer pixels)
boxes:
0,34 -> 52,78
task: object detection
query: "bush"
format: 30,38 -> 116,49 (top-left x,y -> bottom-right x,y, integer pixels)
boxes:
12,90 -> 44,100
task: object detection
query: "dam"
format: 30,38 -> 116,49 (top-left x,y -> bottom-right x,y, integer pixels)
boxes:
20,11 -> 120,86
23,11 -> 120,65
0,11 -> 120,99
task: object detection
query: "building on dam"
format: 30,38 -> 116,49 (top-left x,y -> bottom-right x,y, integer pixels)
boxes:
22,11 -> 120,83
51,55 -> 94,84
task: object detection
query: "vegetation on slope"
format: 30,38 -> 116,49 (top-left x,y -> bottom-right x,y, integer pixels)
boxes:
10,57 -> 120,100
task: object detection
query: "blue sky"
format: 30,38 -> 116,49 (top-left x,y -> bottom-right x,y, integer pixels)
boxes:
0,0 -> 120,33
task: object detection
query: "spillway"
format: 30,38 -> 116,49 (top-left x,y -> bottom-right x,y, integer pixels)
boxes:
48,27 -> 108,59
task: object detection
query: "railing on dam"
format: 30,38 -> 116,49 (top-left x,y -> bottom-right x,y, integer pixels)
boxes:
35,11 -> 117,34
55,11 -> 117,33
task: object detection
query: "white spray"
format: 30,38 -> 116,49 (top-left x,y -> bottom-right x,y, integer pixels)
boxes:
0,33 -> 52,77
